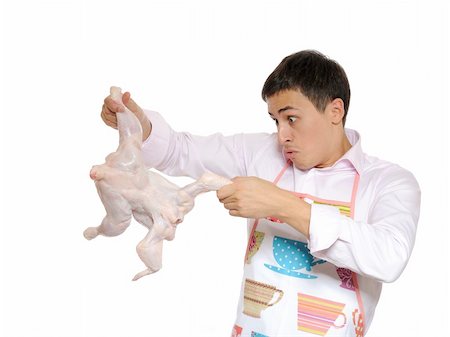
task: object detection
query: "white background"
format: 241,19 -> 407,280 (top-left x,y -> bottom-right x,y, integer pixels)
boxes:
1,0 -> 449,336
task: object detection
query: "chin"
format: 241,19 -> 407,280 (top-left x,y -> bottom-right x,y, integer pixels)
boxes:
291,161 -> 312,171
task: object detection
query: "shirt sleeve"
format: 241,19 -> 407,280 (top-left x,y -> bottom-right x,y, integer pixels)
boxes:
140,109 -> 267,180
308,168 -> 421,283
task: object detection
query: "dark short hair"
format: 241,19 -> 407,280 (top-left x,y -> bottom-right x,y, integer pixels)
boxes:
261,50 -> 351,125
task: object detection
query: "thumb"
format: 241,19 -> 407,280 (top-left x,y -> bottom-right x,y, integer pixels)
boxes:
122,91 -> 142,115
122,91 -> 131,105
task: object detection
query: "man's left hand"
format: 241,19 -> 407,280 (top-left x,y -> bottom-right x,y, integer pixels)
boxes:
216,176 -> 284,219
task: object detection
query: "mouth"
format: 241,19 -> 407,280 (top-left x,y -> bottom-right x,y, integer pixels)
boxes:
283,148 -> 297,160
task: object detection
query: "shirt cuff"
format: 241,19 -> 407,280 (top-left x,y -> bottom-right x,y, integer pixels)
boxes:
308,203 -> 351,254
141,109 -> 173,169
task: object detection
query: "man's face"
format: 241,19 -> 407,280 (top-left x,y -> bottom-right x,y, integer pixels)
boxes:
267,89 -> 341,170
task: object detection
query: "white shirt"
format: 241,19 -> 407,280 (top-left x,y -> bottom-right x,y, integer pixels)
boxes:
141,109 -> 421,334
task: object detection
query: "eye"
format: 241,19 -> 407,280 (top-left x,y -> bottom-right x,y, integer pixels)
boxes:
271,118 -> 279,126
288,116 -> 298,123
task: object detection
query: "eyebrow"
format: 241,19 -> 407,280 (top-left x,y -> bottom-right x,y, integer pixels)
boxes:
268,106 -> 299,116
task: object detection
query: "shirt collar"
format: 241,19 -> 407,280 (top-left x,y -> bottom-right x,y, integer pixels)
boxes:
290,128 -> 365,175
337,128 -> 364,174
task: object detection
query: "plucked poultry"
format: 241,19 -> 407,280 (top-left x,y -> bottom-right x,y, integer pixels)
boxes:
84,87 -> 230,281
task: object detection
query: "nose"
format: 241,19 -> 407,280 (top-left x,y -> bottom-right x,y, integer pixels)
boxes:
277,124 -> 292,145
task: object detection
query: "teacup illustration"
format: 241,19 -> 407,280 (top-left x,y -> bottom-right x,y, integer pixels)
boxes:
264,236 -> 326,279
231,324 -> 242,337
243,278 -> 284,318
352,308 -> 364,337
246,231 -> 265,264
336,267 -> 355,290
298,292 -> 347,336
251,332 -> 269,337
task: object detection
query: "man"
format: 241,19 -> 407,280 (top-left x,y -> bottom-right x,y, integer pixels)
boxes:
102,50 -> 420,336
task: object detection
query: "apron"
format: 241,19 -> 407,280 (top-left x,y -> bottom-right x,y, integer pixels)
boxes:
231,161 -> 365,337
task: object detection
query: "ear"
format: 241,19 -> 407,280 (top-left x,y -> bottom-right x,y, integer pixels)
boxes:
328,98 -> 345,125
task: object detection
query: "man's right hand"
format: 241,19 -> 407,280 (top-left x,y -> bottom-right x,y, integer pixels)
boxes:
101,90 -> 152,141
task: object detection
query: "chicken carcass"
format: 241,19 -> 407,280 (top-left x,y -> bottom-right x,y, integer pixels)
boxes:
84,87 -> 230,281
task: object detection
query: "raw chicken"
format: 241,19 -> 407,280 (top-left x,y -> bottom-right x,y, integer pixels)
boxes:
84,87 -> 231,281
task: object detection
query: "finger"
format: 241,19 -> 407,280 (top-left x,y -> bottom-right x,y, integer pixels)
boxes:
222,201 -> 238,210
101,106 -> 118,128
104,119 -> 118,129
217,184 -> 235,200
102,112 -> 117,126
104,96 -> 125,113
101,113 -> 118,129
124,93 -> 143,116
229,209 -> 241,217
122,91 -> 130,104
101,105 -> 117,122
101,103 -> 116,117
219,196 -> 236,204
231,176 -> 248,185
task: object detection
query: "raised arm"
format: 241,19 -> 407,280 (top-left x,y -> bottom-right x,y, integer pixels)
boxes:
140,109 -> 256,180
100,87 -> 272,181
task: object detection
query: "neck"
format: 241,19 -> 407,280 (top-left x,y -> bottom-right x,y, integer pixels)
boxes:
316,128 -> 352,168
341,131 -> 352,153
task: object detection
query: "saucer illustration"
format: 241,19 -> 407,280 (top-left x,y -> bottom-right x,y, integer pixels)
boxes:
264,236 -> 326,279
264,264 -> 319,279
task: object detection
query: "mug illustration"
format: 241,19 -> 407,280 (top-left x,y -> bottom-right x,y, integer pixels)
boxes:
352,308 -> 364,337
231,324 -> 243,337
298,292 -> 347,336
243,278 -> 284,318
264,236 -> 326,279
246,231 -> 265,264
336,267 -> 355,290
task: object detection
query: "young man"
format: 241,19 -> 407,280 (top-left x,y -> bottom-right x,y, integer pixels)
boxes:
102,50 -> 421,336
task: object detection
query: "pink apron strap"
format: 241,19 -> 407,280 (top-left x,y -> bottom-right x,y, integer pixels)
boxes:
350,172 -> 360,219
273,160 -> 291,185
244,161 -> 291,263
349,172 -> 366,336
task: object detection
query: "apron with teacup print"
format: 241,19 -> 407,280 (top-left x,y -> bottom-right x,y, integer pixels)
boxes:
231,161 -> 365,337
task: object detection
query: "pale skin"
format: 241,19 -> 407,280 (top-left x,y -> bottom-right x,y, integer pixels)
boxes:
101,89 -> 351,239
